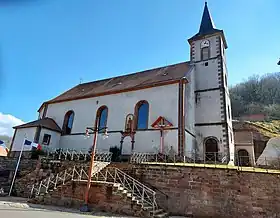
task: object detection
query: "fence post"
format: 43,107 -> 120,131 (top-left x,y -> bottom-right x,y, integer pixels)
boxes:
79,168 -> 82,181
132,180 -> 135,197
114,169 -> 117,184
30,184 -> 34,198
72,166 -> 75,181
105,168 -> 108,181
63,170 -> 66,185
214,153 -> 217,168
141,187 -> 144,205
203,153 -> 205,167
155,153 -> 158,163
265,157 -> 268,173
58,149 -> 62,160
236,154 -> 240,171
152,192 -> 156,217
46,177 -> 50,193
71,150 -> 74,161
55,174 -> 58,188
38,181 -> 42,195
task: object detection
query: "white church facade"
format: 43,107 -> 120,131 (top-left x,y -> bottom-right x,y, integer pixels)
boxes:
10,3 -> 235,163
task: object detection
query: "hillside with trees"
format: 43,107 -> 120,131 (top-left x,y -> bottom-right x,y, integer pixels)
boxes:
230,72 -> 280,120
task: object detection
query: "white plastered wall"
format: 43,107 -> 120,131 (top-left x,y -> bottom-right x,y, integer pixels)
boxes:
39,128 -> 61,149
11,127 -> 37,151
45,84 -> 180,153
184,67 -> 196,154
195,90 -> 222,123
195,125 -> 224,159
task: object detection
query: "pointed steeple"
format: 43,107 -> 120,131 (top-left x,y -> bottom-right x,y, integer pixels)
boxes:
188,2 -> 227,48
198,2 -> 216,35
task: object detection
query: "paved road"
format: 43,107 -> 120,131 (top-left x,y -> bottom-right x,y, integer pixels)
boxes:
0,197 -> 185,218
0,198 -> 136,218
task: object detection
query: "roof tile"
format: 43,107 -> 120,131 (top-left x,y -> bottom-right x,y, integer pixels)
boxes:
46,61 -> 191,104
14,118 -> 62,133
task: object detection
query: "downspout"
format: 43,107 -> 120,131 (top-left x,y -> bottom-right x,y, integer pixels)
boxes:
178,78 -> 187,156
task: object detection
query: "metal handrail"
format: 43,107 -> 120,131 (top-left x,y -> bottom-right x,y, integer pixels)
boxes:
91,167 -> 158,215
130,152 -> 228,165
30,161 -> 110,198
130,152 -> 280,171
42,147 -> 112,162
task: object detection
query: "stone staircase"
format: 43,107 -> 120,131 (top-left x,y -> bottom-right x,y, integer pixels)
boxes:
92,167 -> 169,218
30,161 -> 110,198
26,148 -> 168,217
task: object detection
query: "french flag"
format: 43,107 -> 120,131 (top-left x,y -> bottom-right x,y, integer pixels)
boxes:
24,139 -> 42,150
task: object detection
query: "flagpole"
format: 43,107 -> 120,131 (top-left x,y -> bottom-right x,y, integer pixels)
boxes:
8,137 -> 26,196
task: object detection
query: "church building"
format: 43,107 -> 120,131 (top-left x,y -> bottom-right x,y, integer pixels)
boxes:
10,3 -> 235,163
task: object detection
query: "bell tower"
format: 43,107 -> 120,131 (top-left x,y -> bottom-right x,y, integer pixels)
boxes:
188,2 -> 234,164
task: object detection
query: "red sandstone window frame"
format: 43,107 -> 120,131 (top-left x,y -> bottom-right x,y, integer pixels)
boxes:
62,110 -> 75,135
134,100 -> 149,130
95,105 -> 108,133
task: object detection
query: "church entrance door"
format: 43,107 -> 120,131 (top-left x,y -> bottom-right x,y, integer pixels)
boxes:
120,136 -> 132,162
237,149 -> 250,166
205,137 -> 219,162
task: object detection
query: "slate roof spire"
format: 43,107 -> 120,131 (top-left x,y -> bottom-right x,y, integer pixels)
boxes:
198,2 -> 216,35
188,2 -> 228,48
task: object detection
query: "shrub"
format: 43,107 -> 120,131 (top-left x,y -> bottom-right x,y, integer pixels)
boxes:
109,146 -> 121,162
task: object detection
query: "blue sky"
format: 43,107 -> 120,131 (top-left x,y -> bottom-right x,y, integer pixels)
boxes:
0,0 -> 279,134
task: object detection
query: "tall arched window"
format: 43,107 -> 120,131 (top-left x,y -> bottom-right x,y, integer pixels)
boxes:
63,110 -> 74,135
135,101 -> 149,130
96,106 -> 108,133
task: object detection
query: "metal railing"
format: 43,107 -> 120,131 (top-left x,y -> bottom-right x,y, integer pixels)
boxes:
30,161 -> 110,198
30,161 -> 160,216
91,167 -> 158,216
130,152 -> 280,172
130,152 -> 228,165
42,147 -> 112,162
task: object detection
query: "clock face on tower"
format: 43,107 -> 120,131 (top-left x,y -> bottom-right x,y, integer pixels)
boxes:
201,40 -> 210,48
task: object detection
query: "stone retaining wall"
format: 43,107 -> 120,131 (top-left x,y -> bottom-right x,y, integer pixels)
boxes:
131,164 -> 280,217
33,181 -> 142,217
0,157 -> 38,193
23,162 -> 280,217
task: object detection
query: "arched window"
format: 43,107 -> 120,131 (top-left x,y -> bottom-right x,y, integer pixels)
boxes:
135,101 -> 149,130
237,149 -> 250,166
201,47 -> 210,60
205,137 -> 218,161
63,110 -> 74,135
96,106 -> 108,133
